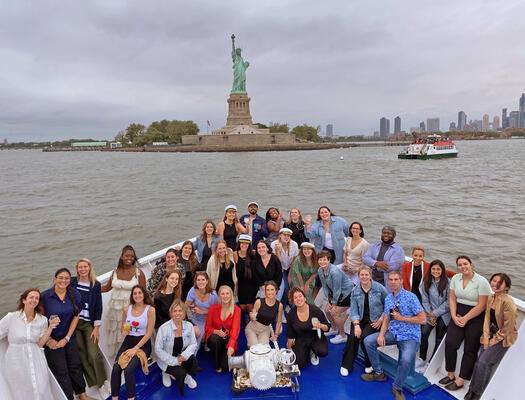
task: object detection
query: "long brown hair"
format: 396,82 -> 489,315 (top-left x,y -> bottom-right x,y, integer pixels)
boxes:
16,288 -> 44,315
193,271 -> 214,294
180,240 -> 199,275
129,285 -> 153,306
200,220 -> 218,241
299,246 -> 318,267
154,270 -> 182,299
54,268 -> 79,316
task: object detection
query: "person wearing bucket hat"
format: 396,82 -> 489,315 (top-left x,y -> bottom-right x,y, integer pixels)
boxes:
271,228 -> 299,312
234,234 -> 259,317
240,202 -> 268,248
362,226 -> 405,292
217,205 -> 247,250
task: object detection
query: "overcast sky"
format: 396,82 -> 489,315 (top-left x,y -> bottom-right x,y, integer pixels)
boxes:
1,0 -> 524,141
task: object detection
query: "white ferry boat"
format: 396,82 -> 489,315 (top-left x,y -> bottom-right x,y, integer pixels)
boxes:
1,236 -> 523,400
398,135 -> 458,159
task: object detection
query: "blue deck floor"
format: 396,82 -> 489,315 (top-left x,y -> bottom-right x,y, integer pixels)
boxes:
115,320 -> 456,400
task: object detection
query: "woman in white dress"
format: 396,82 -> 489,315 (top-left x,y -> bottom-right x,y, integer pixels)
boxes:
102,245 -> 146,356
0,288 -> 59,400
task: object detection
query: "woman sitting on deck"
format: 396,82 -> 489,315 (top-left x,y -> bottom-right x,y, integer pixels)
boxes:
155,299 -> 199,394
153,270 -> 183,329
286,287 -> 330,368
110,285 -> 155,400
147,248 -> 183,296
466,273 -> 518,400
204,285 -> 241,373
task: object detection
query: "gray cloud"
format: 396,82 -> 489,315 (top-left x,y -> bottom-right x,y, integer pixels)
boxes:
1,0 -> 524,141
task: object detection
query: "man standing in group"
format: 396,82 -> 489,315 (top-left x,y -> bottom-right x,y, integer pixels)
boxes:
240,201 -> 268,248
363,226 -> 405,292
361,270 -> 426,400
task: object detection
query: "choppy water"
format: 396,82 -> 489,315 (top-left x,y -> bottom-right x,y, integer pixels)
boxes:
1,140 -> 524,315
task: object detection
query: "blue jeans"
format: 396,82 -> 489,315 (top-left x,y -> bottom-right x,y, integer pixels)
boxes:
279,270 -> 289,308
364,331 -> 418,390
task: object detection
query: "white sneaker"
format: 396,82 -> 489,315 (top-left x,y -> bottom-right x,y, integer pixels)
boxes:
325,329 -> 338,336
162,371 -> 172,387
184,374 -> 197,389
340,367 -> 349,376
98,384 -> 111,400
365,366 -> 373,374
282,315 -> 287,324
330,334 -> 347,344
285,305 -> 291,313
415,357 -> 427,368
204,345 -> 211,352
310,350 -> 319,366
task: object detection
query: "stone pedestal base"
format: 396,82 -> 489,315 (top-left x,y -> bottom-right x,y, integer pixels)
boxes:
226,93 -> 253,126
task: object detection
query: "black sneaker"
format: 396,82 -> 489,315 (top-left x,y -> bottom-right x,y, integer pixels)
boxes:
438,375 -> 455,385
392,387 -> 406,400
361,371 -> 387,382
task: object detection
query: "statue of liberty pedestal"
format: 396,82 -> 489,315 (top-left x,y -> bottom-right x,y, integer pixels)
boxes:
231,34 -> 249,94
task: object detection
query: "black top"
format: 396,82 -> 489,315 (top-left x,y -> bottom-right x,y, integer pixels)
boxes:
284,221 -> 308,246
236,254 -> 259,304
200,241 -> 213,270
253,254 -> 283,287
411,264 -> 423,304
179,257 -> 191,273
216,262 -> 235,291
489,308 -> 498,337
154,292 -> 175,329
372,243 -> 390,285
286,304 -> 330,340
171,336 -> 183,356
223,222 -> 238,250
362,289 -> 371,324
256,298 -> 280,326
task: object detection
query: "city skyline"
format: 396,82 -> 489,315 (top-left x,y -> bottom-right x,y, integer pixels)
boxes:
1,1 -> 525,141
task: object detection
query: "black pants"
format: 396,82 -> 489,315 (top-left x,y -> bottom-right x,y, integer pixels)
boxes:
293,335 -> 328,369
165,355 -> 199,395
445,303 -> 484,380
470,342 -> 509,396
111,335 -> 152,398
420,317 -> 448,361
207,333 -> 230,371
341,320 -> 379,370
44,339 -> 86,400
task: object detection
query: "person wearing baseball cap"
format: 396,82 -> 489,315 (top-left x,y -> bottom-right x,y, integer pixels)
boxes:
240,202 -> 268,248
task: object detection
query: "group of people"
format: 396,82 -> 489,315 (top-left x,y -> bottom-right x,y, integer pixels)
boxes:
0,203 -> 518,400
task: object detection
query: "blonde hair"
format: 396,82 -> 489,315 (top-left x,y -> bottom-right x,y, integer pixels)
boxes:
357,264 -> 372,276
212,239 -> 233,271
218,285 -> 234,316
286,207 -> 304,224
411,246 -> 425,256
76,258 -> 96,283
169,298 -> 187,316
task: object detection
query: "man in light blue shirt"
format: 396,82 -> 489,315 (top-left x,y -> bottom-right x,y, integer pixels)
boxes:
361,270 -> 426,400
362,226 -> 405,292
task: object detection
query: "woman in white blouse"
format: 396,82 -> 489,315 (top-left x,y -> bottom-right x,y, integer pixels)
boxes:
0,288 -> 59,400
342,222 -> 370,284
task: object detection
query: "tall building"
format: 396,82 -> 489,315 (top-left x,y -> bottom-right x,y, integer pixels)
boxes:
520,93 -> 525,112
426,118 -> 440,133
458,111 -> 467,130
493,116 -> 500,131
502,108 -> 508,129
326,124 -> 333,137
520,112 -> 525,128
482,114 -> 489,132
420,121 -> 426,132
379,117 -> 390,138
394,116 -> 401,136
509,111 -> 519,129
449,122 -> 457,131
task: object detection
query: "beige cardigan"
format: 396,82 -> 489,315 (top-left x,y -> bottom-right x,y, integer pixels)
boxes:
206,249 -> 238,291
481,293 -> 518,347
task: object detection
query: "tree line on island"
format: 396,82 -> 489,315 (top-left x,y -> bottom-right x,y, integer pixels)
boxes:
113,120 -> 324,146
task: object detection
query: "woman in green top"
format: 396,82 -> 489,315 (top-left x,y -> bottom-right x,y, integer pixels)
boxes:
290,242 -> 318,304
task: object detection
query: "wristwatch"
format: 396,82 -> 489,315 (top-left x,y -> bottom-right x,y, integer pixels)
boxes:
64,335 -> 70,342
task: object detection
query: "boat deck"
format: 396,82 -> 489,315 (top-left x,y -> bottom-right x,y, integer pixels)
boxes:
114,321 -> 455,400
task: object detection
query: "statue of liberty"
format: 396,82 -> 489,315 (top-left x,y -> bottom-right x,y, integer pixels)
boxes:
231,34 -> 249,94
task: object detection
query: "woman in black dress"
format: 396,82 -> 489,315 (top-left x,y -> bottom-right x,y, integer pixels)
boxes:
178,241 -> 199,301
286,287 -> 330,368
234,234 -> 259,316
206,239 -> 237,294
252,240 -> 283,298
217,205 -> 247,250
284,207 -> 308,246
153,270 -> 183,329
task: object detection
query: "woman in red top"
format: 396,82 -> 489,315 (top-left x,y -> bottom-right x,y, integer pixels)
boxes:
204,285 -> 241,372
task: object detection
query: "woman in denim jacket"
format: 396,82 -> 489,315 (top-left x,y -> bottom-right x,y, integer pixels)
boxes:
419,260 -> 451,365
155,300 -> 199,394
340,265 -> 387,376
304,206 -> 349,265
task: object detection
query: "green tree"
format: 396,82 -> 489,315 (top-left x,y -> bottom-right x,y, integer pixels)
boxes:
254,122 -> 268,129
291,124 -> 321,142
124,123 -> 145,145
165,120 -> 199,144
269,123 -> 289,133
